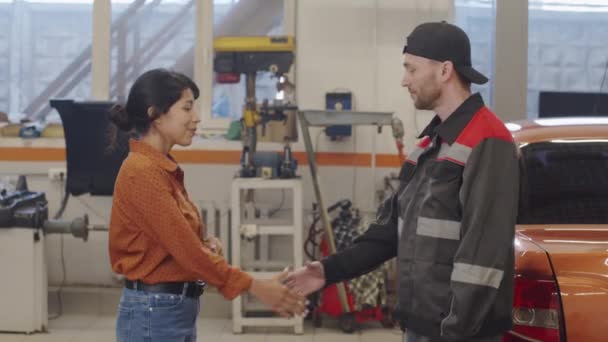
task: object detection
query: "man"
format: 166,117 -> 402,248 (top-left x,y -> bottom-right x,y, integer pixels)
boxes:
286,22 -> 519,342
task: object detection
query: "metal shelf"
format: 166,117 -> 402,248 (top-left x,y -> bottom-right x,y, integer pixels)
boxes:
298,109 -> 393,126
231,178 -> 303,334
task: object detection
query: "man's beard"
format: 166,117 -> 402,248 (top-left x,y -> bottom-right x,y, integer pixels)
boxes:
413,86 -> 441,111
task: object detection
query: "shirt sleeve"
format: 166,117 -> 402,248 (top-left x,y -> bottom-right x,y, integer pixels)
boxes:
123,167 -> 252,300
440,138 -> 519,339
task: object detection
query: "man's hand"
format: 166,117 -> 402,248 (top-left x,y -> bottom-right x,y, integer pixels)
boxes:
284,261 -> 326,296
203,236 -> 223,257
249,269 -> 307,318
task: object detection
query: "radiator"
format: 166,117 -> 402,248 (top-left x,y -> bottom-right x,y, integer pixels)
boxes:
200,204 -> 232,263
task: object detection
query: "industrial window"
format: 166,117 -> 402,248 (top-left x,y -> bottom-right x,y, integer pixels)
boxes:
110,0 -> 195,103
0,0 -> 93,122
528,0 -> 608,118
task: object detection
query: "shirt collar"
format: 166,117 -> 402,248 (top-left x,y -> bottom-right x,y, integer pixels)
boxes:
129,139 -> 179,173
417,93 -> 485,145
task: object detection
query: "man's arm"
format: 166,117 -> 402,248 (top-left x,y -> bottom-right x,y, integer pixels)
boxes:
321,189 -> 400,286
440,138 -> 519,339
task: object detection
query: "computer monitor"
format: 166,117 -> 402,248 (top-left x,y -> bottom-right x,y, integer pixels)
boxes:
50,99 -> 129,196
538,91 -> 608,118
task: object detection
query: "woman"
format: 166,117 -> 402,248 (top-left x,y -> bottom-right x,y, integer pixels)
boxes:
108,69 -> 305,342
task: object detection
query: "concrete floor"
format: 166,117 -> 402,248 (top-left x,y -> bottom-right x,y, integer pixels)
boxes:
0,316 -> 404,342
0,287 -> 404,342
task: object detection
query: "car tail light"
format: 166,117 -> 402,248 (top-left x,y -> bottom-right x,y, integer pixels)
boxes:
503,276 -> 565,342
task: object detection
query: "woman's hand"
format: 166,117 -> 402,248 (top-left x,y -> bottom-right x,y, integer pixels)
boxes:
203,236 -> 223,257
248,269 -> 307,318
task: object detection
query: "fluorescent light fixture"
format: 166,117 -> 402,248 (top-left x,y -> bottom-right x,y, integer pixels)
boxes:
535,118 -> 608,126
550,139 -> 608,143
506,123 -> 522,132
543,240 -> 608,244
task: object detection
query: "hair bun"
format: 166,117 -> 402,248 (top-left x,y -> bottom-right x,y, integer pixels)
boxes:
109,104 -> 133,131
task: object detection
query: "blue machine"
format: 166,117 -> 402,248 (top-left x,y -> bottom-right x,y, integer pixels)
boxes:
19,122 -> 44,138
325,92 -> 352,140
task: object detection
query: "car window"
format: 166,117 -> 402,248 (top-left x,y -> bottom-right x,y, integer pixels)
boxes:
518,140 -> 608,224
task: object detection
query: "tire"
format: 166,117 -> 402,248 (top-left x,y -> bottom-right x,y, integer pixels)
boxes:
380,315 -> 394,328
312,311 -> 323,328
381,306 -> 395,328
339,312 -> 357,333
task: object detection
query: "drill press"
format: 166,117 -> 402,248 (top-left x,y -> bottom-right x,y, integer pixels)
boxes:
214,36 -> 298,178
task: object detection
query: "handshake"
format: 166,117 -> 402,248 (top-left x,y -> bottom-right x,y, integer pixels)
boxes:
248,262 -> 327,318
204,236 -> 326,318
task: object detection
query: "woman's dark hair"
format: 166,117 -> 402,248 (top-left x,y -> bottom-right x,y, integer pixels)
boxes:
108,69 -> 200,146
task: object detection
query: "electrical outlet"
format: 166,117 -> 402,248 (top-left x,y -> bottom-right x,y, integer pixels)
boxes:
48,168 -> 67,182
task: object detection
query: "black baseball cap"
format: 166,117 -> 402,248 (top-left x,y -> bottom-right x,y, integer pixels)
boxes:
402,21 -> 488,85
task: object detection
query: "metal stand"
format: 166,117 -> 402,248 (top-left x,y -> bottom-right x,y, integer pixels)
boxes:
297,109 -> 393,314
231,178 -> 304,334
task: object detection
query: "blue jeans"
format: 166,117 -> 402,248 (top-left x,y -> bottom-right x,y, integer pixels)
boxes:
116,287 -> 200,342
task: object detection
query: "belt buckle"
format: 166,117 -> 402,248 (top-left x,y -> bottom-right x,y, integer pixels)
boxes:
195,281 -> 206,296
131,280 -> 141,291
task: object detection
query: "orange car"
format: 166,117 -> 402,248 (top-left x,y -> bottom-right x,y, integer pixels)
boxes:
503,117 -> 608,342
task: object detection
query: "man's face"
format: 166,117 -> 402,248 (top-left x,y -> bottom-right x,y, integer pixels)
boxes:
401,53 -> 443,111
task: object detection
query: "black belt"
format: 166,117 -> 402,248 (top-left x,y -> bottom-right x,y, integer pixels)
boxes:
125,280 -> 206,298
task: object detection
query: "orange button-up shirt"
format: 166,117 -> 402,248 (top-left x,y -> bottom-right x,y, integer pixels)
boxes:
109,139 -> 252,300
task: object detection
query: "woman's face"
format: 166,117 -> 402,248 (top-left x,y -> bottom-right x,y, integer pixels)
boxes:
153,88 -> 200,147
